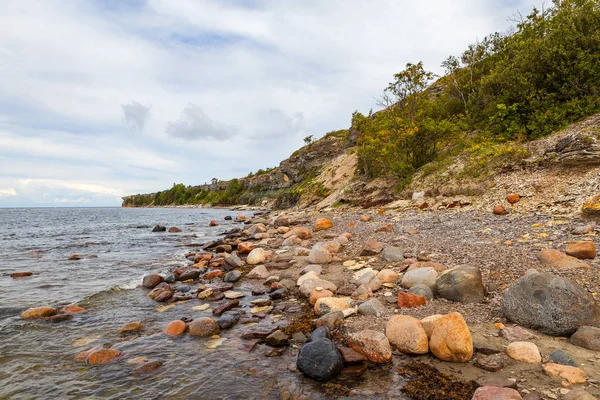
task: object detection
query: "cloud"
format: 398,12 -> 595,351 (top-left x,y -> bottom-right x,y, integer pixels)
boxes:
0,188 -> 17,197
53,197 -> 90,204
252,109 -> 306,139
122,101 -> 151,131
166,103 -> 238,140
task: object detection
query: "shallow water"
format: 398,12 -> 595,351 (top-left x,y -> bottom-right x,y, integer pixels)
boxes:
0,207 -> 410,399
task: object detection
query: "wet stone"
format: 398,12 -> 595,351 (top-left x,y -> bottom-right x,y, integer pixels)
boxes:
310,326 -> 332,342
266,330 -> 289,347
212,300 -> 240,317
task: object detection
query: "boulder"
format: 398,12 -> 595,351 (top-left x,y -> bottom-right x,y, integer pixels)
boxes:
377,269 -> 399,283
310,326 -> 332,341
297,270 -> 320,286
247,265 -> 270,279
296,338 -> 343,381
246,248 -> 266,265
429,312 -> 473,362
168,226 -> 182,233
570,325 -> 600,351
401,267 -> 438,292
385,315 -> 428,354
142,274 -> 163,289
299,278 -> 337,298
542,363 -> 586,386
501,273 -> 599,336
223,270 -> 242,282
309,289 -> 334,306
565,242 -> 597,260
472,386 -> 522,400
10,272 -> 33,279
506,342 -> 541,363
360,240 -> 384,256
381,247 -> 404,262
237,242 -> 255,254
351,284 -> 373,301
314,297 -> 352,315
506,193 -> 521,204
358,298 -> 386,317
21,306 -> 57,320
582,195 -> 600,216
436,265 -> 485,303
188,318 -> 220,337
408,284 -> 434,301
347,330 -> 392,363
397,292 -> 427,308
421,314 -> 443,338
164,320 -> 187,336
314,218 -> 333,232
308,244 -> 333,264
549,349 -> 577,367
152,225 -> 166,232
536,249 -> 591,269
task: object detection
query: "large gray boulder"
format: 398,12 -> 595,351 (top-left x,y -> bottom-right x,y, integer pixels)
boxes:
436,265 -> 485,303
296,338 -> 343,381
502,273 -> 599,336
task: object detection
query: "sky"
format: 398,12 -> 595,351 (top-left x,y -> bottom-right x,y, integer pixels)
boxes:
0,0 -> 545,207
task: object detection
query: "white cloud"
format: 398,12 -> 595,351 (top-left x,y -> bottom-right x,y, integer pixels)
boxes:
0,188 -> 17,197
166,103 -> 238,140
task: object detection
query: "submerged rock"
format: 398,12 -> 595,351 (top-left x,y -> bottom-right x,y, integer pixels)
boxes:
21,306 -> 57,320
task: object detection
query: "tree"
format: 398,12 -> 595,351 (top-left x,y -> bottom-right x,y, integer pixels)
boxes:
303,135 -> 315,146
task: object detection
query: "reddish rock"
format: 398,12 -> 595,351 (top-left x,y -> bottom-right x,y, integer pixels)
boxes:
314,218 -> 333,232
120,321 -> 143,334
142,274 -> 163,289
506,193 -> 521,204
164,320 -> 187,336
375,224 -> 394,233
472,386 -> 522,400
212,300 -> 240,317
237,241 -> 255,254
348,221 -> 357,227
209,220 -> 218,227
337,346 -> 367,363
565,241 -> 597,259
195,252 -> 213,263
341,363 -> 368,377
60,305 -> 86,313
168,226 -> 182,232
205,270 -> 223,279
10,272 -> 33,279
236,215 -> 246,221
360,240 -> 384,256
493,205 -> 507,215
133,360 -> 163,375
537,249 -> 591,269
347,330 -> 392,363
86,349 -> 122,365
68,254 -> 81,260
359,215 -> 371,222
377,208 -> 386,215
21,306 -> 57,320
397,292 -> 427,308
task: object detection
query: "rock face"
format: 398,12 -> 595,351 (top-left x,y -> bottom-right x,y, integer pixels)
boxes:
501,273 -> 599,336
565,241 -> 597,260
472,386 -> 522,400
436,265 -> 485,303
570,326 -> 600,350
536,249 -> 591,269
429,312 -> 473,362
555,131 -> 600,165
506,342 -> 541,363
385,315 -> 429,354
296,338 -> 343,381
347,330 -> 392,363
21,306 -> 57,320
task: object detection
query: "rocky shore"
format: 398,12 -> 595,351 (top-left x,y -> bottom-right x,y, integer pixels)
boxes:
17,199 -> 600,399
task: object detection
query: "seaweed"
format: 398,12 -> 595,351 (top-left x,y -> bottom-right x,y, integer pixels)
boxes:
397,362 -> 476,400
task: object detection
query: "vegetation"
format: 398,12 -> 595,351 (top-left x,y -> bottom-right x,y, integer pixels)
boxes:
354,0 -> 600,187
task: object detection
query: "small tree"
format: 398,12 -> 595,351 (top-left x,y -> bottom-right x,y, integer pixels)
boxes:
303,135 -> 315,146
